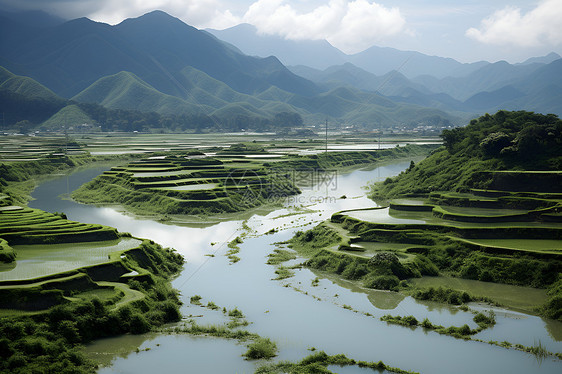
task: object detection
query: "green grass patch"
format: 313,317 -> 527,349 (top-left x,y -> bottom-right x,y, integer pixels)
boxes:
272,266 -> 294,280
255,350 -> 419,374
410,276 -> 547,313
266,249 -> 297,265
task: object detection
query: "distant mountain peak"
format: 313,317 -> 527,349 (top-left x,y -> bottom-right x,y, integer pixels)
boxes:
134,9 -> 179,21
117,9 -> 189,29
519,52 -> 561,66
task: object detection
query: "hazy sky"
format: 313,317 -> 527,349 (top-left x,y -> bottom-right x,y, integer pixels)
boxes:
2,0 -> 561,63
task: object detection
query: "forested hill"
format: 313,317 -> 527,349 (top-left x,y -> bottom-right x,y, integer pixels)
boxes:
370,110 -> 562,198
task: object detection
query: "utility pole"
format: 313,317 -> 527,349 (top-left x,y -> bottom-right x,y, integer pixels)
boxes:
325,119 -> 328,154
64,112 -> 69,155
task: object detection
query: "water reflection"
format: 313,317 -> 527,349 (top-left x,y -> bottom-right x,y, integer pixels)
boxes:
27,162 -> 562,374
312,270 -> 406,310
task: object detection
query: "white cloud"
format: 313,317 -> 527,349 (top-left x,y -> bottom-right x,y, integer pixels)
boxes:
86,0 -> 240,29
243,0 -> 406,54
466,0 -> 562,47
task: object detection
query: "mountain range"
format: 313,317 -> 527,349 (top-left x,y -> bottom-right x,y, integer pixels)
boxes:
1,9 -> 561,132
209,24 -> 562,113
208,23 -> 491,79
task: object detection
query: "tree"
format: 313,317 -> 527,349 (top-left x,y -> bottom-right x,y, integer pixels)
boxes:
440,127 -> 465,153
479,132 -> 512,157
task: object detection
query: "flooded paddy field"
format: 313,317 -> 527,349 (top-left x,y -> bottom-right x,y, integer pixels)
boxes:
26,157 -> 562,374
0,133 -> 440,160
0,238 -> 141,281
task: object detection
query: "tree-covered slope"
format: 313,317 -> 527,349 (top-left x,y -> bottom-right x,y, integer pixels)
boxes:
0,66 -> 60,101
0,66 -> 67,127
41,105 -> 94,129
72,71 -> 204,116
70,66 -> 459,128
371,111 -> 562,199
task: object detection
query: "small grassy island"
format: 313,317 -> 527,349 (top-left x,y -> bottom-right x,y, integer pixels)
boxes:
288,111 -> 562,322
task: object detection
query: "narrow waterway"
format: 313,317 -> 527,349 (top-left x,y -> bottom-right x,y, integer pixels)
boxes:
29,161 -> 562,374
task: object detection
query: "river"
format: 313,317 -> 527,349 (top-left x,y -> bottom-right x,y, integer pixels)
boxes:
29,160 -> 562,374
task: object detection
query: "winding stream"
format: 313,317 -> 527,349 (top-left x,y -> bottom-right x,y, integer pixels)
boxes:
29,161 -> 562,374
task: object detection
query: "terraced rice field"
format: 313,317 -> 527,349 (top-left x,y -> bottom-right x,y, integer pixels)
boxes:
0,238 -> 142,281
0,188 -> 154,313
0,133 -> 439,161
0,135 -> 85,161
390,198 -> 428,206
0,206 -> 118,244
73,150 -> 301,215
460,239 -> 562,253
335,175 -> 562,260
156,183 -> 219,191
440,206 -> 529,216
346,207 -> 562,229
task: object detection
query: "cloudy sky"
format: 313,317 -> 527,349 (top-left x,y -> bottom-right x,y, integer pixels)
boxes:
1,0 -> 561,63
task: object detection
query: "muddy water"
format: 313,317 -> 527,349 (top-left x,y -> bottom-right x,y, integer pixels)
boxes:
29,161 -> 562,374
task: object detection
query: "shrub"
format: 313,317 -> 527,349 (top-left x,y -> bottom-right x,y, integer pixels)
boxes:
58,320 -> 81,344
129,314 -> 151,334
473,311 -> 496,328
228,308 -> 244,318
402,316 -> 418,326
368,252 -> 399,267
364,275 -> 400,290
460,263 -> 480,280
158,300 -> 182,322
243,338 -> 278,360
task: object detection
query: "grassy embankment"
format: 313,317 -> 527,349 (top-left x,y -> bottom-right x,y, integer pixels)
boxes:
286,111 -> 562,321
72,142 -> 435,218
0,155 -> 184,373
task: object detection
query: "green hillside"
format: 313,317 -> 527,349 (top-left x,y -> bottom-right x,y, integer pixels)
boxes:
0,65 -> 13,82
0,67 -> 59,101
178,66 -> 262,106
72,71 -> 204,116
71,67 -> 459,128
42,104 -> 94,129
0,66 -> 67,127
370,110 -> 562,199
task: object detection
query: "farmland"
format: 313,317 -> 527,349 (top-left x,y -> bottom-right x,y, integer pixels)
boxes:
1,114 -> 561,374
71,139 -> 434,218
